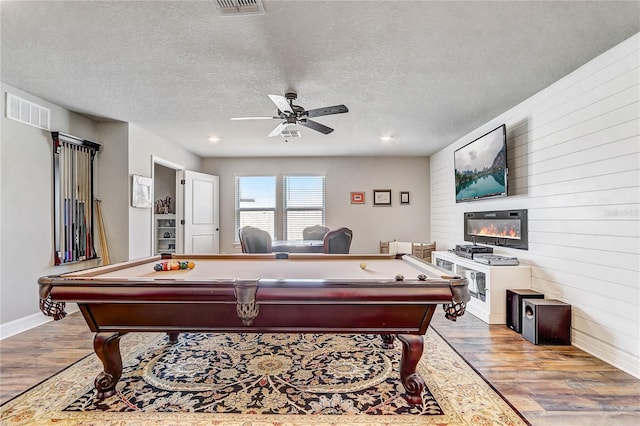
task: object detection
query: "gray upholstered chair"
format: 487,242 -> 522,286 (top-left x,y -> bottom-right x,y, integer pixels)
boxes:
323,227 -> 353,254
239,226 -> 272,253
302,225 -> 330,240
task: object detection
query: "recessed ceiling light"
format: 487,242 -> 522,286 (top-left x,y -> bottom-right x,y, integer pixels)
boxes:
208,137 -> 220,143
380,135 -> 394,142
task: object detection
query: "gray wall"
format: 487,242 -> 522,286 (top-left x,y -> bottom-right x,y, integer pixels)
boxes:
94,122 -> 130,264
0,83 -> 101,325
0,85 -> 201,332
127,124 -> 201,259
202,156 -> 431,254
430,34 -> 639,377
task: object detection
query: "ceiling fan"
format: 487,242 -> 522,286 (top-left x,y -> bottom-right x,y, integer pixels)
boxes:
230,91 -> 348,137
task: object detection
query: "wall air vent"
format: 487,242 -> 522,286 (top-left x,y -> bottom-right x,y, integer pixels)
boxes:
214,0 -> 265,16
281,130 -> 301,138
5,93 -> 50,130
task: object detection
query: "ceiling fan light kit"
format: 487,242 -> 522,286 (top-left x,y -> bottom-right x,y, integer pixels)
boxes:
281,130 -> 301,138
231,91 -> 349,138
214,0 -> 265,17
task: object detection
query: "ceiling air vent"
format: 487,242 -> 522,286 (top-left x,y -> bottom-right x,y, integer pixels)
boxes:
214,0 -> 265,16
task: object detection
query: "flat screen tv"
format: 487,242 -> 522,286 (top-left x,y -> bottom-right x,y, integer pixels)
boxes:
454,124 -> 507,202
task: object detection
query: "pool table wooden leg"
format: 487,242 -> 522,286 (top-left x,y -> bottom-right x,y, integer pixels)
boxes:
167,332 -> 179,343
397,334 -> 425,405
93,332 -> 124,399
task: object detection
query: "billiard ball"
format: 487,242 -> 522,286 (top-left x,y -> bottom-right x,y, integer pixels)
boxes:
154,260 -> 195,271
417,274 -> 427,281
359,262 -> 367,269
395,274 -> 404,281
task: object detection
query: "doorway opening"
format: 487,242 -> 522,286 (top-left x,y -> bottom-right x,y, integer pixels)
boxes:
152,157 -> 184,255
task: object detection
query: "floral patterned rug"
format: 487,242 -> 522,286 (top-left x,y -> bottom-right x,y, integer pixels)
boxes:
0,328 -> 528,425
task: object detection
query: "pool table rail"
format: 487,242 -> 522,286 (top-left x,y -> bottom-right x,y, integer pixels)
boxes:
37,253 -> 470,404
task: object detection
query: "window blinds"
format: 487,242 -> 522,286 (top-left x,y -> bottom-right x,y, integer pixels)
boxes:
284,175 -> 325,240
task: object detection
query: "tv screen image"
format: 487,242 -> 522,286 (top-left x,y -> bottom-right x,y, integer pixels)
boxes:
454,124 -> 507,202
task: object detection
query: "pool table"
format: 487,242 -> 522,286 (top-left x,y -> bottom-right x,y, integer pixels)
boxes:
39,253 -> 469,404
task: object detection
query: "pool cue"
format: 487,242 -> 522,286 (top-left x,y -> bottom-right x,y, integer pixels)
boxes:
76,146 -> 80,260
75,146 -> 80,260
79,147 -> 87,260
61,143 -> 65,263
72,145 -> 77,261
84,148 -> 90,259
82,146 -> 88,259
86,148 -> 91,258
73,145 -> 78,261
95,198 -> 110,265
58,144 -> 65,264
87,151 -> 94,259
95,198 -> 103,262
63,143 -> 69,262
67,144 -> 72,262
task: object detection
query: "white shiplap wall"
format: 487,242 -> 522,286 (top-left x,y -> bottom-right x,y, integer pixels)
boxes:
430,33 -> 639,378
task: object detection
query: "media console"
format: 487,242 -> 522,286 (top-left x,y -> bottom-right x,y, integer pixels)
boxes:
432,251 -> 531,324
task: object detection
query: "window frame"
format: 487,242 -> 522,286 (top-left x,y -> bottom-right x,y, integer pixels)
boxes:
234,175 -> 277,240
283,175 -> 326,240
234,174 -> 326,242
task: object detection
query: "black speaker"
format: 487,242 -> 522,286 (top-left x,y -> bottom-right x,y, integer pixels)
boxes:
506,289 -> 544,333
522,299 -> 571,345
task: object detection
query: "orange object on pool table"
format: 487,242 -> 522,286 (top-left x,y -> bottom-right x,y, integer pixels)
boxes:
39,253 -> 469,404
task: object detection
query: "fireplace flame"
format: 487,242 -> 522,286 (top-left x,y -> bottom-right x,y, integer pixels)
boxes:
475,224 -> 519,238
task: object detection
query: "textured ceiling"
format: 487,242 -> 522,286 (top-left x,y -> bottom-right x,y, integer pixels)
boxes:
1,1 -> 639,157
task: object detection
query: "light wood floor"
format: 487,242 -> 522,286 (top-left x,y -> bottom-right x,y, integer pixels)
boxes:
1,311 -> 639,425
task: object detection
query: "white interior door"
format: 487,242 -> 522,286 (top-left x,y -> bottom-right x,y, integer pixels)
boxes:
182,170 -> 220,253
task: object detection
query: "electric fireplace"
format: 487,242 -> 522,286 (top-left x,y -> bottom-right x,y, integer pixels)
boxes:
464,209 -> 528,250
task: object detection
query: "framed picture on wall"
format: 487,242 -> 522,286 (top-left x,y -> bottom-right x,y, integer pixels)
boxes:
350,191 -> 365,204
132,175 -> 153,208
400,191 -> 410,205
373,189 -> 392,206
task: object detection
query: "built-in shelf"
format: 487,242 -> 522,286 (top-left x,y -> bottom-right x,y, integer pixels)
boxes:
155,214 -> 176,254
432,251 -> 532,324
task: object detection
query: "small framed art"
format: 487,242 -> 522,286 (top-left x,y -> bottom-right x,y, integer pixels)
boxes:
400,191 -> 410,205
132,175 -> 153,208
350,192 -> 365,204
373,189 -> 392,206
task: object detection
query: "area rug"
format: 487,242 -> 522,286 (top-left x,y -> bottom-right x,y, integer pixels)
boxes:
0,328 -> 528,425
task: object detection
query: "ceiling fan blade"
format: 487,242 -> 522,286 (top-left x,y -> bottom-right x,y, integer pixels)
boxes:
268,95 -> 293,114
299,119 -> 334,134
305,105 -> 348,118
230,116 -> 280,120
268,121 -> 289,137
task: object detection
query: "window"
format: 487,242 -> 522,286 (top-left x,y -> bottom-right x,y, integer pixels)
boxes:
234,175 -> 326,241
284,175 -> 325,240
235,176 -> 276,239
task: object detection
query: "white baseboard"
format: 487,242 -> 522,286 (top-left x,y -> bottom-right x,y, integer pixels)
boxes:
572,329 -> 640,379
0,305 -> 79,340
0,312 -> 51,340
